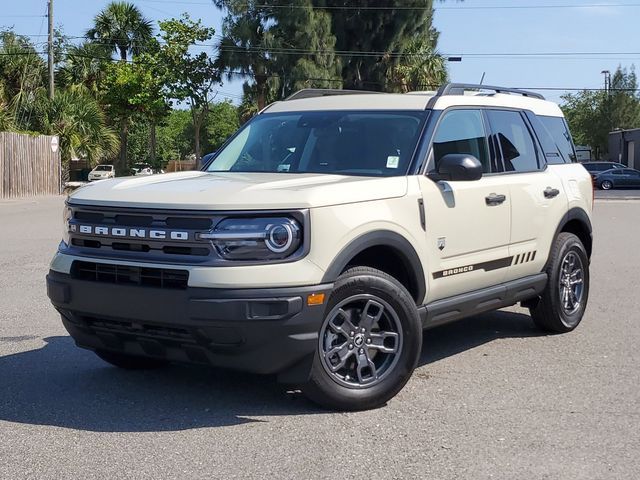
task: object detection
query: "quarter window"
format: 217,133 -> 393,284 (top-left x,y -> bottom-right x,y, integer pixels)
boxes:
539,116 -> 577,163
486,110 -> 540,173
432,109 -> 490,172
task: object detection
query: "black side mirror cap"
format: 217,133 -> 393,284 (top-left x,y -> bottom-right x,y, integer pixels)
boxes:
428,154 -> 483,182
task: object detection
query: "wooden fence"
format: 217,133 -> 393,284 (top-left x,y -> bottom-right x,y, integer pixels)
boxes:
0,132 -> 61,198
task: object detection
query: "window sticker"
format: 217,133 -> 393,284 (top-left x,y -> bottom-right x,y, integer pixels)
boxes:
386,156 -> 400,169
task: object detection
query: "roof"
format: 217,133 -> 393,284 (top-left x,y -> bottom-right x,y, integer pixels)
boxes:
264,90 -> 564,117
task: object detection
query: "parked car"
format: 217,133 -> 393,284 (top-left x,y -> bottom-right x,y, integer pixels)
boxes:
596,167 -> 640,190
87,164 -> 115,182
48,84 -> 593,411
131,163 -> 154,176
582,161 -> 625,179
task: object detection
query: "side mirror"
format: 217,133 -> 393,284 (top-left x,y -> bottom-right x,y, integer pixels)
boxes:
429,154 -> 483,182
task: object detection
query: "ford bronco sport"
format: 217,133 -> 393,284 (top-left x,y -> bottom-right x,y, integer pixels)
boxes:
46,84 -> 593,411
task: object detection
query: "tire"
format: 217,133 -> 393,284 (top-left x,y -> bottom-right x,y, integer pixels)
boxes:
95,350 -> 168,370
302,267 -> 422,411
529,233 -> 590,333
600,180 -> 613,190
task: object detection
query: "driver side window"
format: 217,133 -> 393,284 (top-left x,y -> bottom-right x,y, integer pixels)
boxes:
432,109 -> 490,173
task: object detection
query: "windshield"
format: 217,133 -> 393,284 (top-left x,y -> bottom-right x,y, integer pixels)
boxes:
94,165 -> 112,171
206,111 -> 427,177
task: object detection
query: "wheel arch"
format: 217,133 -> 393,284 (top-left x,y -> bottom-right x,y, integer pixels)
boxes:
321,230 -> 426,304
553,207 -> 593,259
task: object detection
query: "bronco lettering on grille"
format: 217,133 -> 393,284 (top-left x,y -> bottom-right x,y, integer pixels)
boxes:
71,224 -> 190,241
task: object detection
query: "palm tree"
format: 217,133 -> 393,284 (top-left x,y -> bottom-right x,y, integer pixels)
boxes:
37,90 -> 119,181
387,38 -> 448,93
86,2 -> 153,61
57,42 -> 113,95
0,81 -> 15,131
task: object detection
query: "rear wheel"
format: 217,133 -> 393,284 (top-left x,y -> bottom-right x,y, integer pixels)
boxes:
529,233 -> 589,333
600,180 -> 613,190
302,267 -> 422,411
95,350 -> 168,370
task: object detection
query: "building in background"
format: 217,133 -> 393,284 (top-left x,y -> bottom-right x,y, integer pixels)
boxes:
575,145 -> 593,162
609,129 -> 640,169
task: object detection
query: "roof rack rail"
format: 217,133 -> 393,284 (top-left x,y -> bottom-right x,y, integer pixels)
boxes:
426,83 -> 545,108
285,88 -> 383,101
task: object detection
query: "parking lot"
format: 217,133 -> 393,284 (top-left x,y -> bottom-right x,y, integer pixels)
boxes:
0,194 -> 639,480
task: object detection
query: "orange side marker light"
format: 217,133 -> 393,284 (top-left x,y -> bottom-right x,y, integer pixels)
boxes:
307,293 -> 325,306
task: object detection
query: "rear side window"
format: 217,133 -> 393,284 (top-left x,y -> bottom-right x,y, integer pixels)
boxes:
539,116 -> 576,164
432,109 -> 490,172
486,110 -> 540,173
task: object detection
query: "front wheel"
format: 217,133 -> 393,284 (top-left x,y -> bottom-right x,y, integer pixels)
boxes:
600,180 -> 613,190
529,233 -> 590,333
302,267 -> 422,411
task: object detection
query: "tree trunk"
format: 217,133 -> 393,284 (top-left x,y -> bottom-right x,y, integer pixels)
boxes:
119,118 -> 128,175
150,121 -> 157,167
256,80 -> 267,111
119,46 -> 127,62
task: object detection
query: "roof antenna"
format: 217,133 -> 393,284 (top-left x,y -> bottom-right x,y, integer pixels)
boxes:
479,72 -> 486,86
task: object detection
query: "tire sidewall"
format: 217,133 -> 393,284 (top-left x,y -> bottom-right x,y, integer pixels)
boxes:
548,235 -> 590,330
307,269 -> 421,409
601,180 -> 612,190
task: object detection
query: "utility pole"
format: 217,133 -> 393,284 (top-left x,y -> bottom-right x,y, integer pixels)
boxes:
47,0 -> 54,99
601,70 -> 611,94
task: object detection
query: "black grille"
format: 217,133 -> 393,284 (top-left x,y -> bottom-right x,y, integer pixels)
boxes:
71,261 -> 188,289
84,316 -> 193,342
73,208 -> 212,230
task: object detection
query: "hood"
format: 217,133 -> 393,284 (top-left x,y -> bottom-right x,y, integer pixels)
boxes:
69,171 -> 408,210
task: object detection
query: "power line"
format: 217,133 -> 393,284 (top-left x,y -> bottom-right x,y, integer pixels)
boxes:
134,0 -> 640,10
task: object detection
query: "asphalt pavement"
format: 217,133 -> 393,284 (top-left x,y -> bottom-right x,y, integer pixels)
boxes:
0,195 -> 639,480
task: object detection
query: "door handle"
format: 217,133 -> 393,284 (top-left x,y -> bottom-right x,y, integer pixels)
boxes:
544,187 -> 560,199
485,193 -> 506,206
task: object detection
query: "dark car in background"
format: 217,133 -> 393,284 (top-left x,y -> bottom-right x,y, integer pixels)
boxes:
596,167 -> 640,190
582,161 -> 626,179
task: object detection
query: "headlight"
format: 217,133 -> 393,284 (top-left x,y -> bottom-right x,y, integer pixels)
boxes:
61,204 -> 72,246
198,217 -> 302,261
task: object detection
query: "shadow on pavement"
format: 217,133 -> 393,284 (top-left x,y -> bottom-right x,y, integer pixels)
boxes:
419,310 -> 542,366
0,310 -> 542,432
0,336 -> 315,432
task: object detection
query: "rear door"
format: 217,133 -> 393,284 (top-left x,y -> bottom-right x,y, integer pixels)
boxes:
418,108 -> 511,301
486,110 -> 568,283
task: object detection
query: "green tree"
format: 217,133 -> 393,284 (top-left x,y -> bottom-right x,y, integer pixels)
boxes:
57,42 -> 112,95
562,66 -> 640,158
205,100 -> 240,151
36,90 -> 119,180
100,58 -> 169,173
156,109 -> 193,163
311,0 -> 444,91
87,1 -> 154,62
157,14 -> 220,166
387,37 -> 448,92
214,0 -> 341,110
0,31 -> 47,131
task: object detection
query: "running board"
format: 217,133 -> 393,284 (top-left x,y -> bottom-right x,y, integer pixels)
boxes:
419,273 -> 547,329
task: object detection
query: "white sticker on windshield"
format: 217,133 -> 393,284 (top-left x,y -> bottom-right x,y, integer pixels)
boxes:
386,156 -> 400,169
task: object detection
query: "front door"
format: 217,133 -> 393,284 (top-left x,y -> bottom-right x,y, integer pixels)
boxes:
418,109 -> 511,302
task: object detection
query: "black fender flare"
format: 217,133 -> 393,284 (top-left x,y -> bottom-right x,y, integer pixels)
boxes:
551,207 -> 593,258
321,230 -> 426,304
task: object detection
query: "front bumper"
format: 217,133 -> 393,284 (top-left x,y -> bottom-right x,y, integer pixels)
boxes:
46,270 -> 332,381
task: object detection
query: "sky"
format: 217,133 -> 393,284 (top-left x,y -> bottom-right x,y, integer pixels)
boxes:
2,0 -> 640,104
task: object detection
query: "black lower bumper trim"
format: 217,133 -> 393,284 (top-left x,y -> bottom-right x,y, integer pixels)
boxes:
46,270 -> 333,379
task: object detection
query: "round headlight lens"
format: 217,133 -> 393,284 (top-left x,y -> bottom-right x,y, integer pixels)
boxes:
266,223 -> 294,253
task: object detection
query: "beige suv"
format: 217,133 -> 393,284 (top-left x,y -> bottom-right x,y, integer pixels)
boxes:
47,84 -> 593,411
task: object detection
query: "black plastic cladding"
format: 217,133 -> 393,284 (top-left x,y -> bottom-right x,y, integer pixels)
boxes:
63,203 -> 311,267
